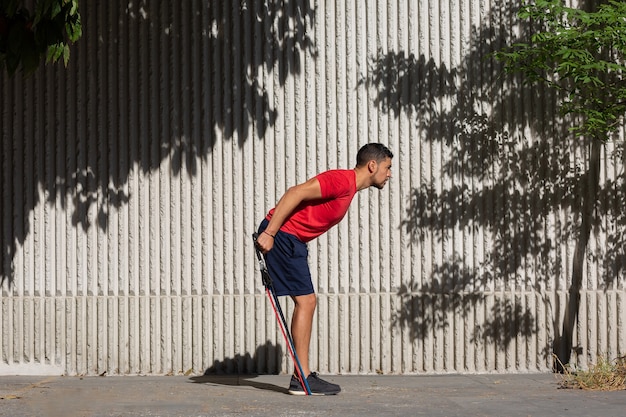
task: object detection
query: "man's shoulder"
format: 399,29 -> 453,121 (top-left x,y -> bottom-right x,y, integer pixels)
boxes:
316,169 -> 356,196
316,169 -> 353,178
316,169 -> 354,183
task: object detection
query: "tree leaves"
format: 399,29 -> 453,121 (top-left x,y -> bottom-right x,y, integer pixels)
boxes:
0,0 -> 81,76
496,0 -> 626,141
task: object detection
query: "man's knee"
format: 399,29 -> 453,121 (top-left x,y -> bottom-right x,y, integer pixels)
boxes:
293,293 -> 317,312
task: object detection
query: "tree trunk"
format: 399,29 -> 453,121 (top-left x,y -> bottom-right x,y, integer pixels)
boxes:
553,139 -> 601,371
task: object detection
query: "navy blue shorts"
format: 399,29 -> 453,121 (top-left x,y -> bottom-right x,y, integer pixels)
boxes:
258,219 -> 314,296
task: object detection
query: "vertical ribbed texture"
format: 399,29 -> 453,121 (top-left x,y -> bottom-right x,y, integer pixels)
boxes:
1,0 -> 625,375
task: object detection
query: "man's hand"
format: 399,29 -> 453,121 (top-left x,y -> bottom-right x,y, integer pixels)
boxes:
255,231 -> 275,254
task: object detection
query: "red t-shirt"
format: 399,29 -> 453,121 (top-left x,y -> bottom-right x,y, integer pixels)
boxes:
266,169 -> 357,242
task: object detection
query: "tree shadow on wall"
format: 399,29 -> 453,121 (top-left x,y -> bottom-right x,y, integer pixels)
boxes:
189,340 -> 287,393
0,0 -> 316,286
365,3 -> 626,367
394,258 -> 536,352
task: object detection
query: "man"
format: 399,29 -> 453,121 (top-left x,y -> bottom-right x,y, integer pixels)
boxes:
256,143 -> 393,395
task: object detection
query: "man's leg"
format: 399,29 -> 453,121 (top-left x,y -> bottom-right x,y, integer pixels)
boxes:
291,293 -> 316,377
288,293 -> 341,395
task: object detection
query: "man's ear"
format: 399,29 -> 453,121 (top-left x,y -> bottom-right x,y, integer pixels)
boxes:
368,160 -> 377,173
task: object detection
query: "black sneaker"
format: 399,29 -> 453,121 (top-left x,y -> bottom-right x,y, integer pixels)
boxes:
288,372 -> 341,395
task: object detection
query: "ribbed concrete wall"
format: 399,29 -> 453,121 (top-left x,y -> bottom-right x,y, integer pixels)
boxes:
1,0 -> 625,376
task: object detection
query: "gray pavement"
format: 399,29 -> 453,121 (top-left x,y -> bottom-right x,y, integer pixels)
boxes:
1,373 -> 625,417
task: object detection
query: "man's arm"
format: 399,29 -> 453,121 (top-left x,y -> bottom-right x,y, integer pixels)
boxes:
256,177 -> 322,253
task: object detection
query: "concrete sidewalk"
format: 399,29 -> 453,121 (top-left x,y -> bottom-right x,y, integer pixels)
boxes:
1,373 -> 625,417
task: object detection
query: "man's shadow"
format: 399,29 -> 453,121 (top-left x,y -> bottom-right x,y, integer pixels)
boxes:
189,341 -> 288,394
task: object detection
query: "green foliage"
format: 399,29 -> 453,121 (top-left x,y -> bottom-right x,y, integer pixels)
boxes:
495,0 -> 626,141
0,0 -> 81,77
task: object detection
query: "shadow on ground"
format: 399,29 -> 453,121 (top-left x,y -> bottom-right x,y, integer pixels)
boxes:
189,340 -> 287,393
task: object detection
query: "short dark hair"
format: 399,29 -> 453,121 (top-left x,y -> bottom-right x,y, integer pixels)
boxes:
356,143 -> 393,166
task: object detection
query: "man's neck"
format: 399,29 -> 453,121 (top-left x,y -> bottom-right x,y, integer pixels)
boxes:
353,166 -> 371,191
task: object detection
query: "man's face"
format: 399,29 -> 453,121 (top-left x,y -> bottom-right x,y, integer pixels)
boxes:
372,157 -> 392,189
